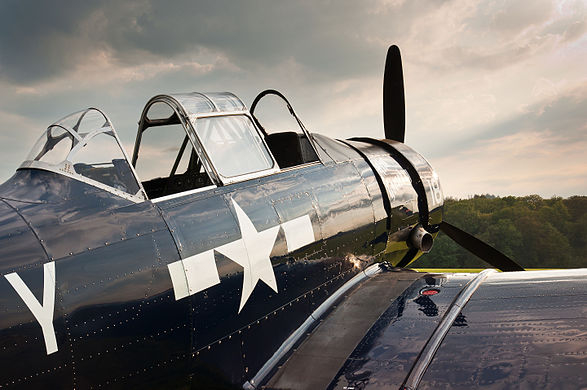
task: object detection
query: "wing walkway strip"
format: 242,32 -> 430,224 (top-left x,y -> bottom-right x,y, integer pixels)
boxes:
401,268 -> 497,390
243,265 -> 422,389
242,263 -> 383,389
250,267 -> 422,390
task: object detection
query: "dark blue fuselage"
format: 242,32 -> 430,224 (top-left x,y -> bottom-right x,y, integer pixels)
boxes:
0,136 -> 440,388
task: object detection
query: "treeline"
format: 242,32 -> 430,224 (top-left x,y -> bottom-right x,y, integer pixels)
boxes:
415,195 -> 587,269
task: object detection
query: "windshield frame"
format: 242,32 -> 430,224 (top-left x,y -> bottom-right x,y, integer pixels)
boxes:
132,93 -> 280,190
19,107 -> 147,203
191,111 -> 279,185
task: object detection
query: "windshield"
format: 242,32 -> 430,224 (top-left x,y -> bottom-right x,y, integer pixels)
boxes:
22,108 -> 144,200
195,115 -> 274,178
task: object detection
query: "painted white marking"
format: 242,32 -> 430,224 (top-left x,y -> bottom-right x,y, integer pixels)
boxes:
183,250 -> 220,295
281,214 -> 314,252
5,262 -> 58,355
425,177 -> 443,208
216,199 -> 280,312
167,199 -> 316,313
167,261 -> 189,300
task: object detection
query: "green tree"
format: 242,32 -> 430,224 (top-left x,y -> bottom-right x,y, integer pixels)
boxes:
413,195 -> 586,269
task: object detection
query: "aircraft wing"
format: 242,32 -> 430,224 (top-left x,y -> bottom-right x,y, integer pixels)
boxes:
260,268 -> 587,389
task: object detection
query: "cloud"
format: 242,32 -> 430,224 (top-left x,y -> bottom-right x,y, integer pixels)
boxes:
427,83 -> 587,197
1,0 -> 584,85
0,0 -> 585,198
0,0 -> 396,84
433,128 -> 587,197
9,48 -> 229,96
459,82 -> 587,151
0,0 -> 101,83
400,0 -> 585,73
0,109 -> 47,178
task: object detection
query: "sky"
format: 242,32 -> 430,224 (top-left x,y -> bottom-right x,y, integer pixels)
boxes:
0,0 -> 585,198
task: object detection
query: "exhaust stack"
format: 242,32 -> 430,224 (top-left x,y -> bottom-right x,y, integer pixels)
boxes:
409,225 -> 434,253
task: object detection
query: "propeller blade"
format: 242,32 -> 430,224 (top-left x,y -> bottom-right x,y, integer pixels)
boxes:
383,45 -> 406,143
439,221 -> 525,272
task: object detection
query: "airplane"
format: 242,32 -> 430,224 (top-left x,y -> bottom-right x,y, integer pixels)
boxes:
0,45 -> 585,389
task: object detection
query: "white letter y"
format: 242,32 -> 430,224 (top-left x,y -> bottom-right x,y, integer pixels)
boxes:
5,261 -> 57,355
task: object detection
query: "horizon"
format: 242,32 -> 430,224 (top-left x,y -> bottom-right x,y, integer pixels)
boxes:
445,193 -> 586,200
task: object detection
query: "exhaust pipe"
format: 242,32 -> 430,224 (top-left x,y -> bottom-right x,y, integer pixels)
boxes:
409,225 -> 433,253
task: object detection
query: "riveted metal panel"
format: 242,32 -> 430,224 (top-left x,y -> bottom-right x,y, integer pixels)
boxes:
328,274 -> 472,389
419,270 -> 587,389
0,200 -> 48,274
0,262 -> 72,388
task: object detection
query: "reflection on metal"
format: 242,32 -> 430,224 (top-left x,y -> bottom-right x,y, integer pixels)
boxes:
348,137 -> 444,268
151,185 -> 216,203
346,253 -> 368,270
243,263 -> 383,390
19,160 -> 145,203
402,269 -> 496,390
350,137 -> 444,231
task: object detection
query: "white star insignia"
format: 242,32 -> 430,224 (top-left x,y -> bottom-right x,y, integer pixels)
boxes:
216,199 -> 280,312
167,199 -> 315,314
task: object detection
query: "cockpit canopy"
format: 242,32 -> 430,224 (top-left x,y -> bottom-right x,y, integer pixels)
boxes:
166,92 -> 247,116
132,92 -> 291,200
19,91 -> 321,203
132,92 -> 277,188
20,108 -> 145,201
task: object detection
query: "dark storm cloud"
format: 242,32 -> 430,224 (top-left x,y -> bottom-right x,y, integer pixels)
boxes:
2,0 -> 585,84
0,0 -> 98,82
0,0 -> 394,83
1,0 -> 475,84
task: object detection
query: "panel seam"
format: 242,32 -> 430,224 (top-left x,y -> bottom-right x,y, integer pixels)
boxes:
401,269 -> 497,390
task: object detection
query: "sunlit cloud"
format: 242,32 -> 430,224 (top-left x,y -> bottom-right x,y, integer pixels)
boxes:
10,48 -> 235,97
434,129 -> 587,197
0,0 -> 584,198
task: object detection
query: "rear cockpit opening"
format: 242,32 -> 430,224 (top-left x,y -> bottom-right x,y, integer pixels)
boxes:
264,131 -> 318,169
250,89 -> 319,169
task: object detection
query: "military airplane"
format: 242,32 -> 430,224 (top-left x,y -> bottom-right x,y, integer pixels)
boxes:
0,46 -> 585,389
